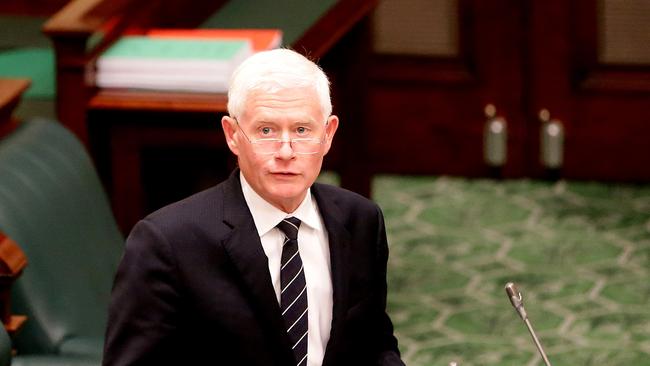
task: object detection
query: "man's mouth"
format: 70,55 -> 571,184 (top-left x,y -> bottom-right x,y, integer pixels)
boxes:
271,171 -> 299,176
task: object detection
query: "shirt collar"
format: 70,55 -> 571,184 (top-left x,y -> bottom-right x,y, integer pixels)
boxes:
240,172 -> 322,237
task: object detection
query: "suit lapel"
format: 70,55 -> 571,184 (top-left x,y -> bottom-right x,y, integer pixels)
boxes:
219,172 -> 294,364
218,175 -> 353,365
312,184 -> 351,366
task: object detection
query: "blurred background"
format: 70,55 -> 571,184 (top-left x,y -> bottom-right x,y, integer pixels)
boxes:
1,0 -> 649,365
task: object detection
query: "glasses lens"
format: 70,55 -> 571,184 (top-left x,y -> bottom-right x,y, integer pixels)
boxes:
252,139 -> 322,154
293,139 -> 322,154
253,140 -> 280,154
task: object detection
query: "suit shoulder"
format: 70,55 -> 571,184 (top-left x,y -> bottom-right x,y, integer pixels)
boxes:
142,183 -> 225,232
313,183 -> 381,214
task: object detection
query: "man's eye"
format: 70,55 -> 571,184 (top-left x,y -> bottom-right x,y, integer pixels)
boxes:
296,127 -> 308,134
261,127 -> 272,135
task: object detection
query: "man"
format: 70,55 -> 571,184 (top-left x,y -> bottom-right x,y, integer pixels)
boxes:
103,49 -> 405,366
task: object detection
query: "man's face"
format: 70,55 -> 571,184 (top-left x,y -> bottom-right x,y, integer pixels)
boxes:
222,87 -> 338,213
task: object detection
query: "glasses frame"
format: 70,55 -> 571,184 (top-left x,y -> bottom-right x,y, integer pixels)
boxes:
233,117 -> 329,155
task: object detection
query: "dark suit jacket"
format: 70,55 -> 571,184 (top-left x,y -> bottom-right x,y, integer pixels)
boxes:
103,171 -> 405,366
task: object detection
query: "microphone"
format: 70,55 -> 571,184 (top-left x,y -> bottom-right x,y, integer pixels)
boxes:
504,282 -> 553,366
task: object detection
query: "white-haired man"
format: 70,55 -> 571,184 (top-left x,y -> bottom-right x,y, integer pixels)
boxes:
104,49 -> 405,366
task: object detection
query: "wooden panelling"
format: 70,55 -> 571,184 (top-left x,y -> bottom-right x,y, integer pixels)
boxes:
598,0 -> 650,64
367,0 -> 526,177
368,0 -> 650,181
373,0 -> 458,56
530,0 -> 650,180
0,0 -> 69,15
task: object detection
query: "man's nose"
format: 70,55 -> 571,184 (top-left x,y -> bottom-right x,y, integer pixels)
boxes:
276,139 -> 295,159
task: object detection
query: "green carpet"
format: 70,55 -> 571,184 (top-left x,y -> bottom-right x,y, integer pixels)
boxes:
370,176 -> 650,366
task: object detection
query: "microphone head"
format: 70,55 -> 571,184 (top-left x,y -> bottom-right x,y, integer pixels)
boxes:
505,282 -> 519,299
505,282 -> 526,319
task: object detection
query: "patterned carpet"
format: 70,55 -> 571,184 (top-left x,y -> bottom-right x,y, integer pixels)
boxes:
369,176 -> 650,366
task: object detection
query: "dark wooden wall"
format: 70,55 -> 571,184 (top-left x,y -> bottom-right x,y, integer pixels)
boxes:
0,0 -> 69,15
366,0 -> 650,182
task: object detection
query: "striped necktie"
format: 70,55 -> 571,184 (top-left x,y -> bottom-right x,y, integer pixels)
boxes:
277,217 -> 308,366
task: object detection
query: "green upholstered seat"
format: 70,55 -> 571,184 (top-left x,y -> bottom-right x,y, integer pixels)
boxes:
0,118 -> 123,364
0,326 -> 11,366
12,355 -> 102,366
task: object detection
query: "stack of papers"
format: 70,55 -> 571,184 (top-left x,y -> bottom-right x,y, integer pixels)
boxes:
95,29 -> 282,93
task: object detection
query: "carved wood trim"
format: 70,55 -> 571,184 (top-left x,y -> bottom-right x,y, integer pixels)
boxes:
0,79 -> 30,138
370,55 -> 476,85
0,232 -> 28,328
0,233 -> 28,277
89,89 -> 228,113
369,0 -> 477,86
572,0 -> 650,93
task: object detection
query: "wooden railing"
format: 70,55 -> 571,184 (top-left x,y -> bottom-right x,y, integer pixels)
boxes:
0,79 -> 30,138
0,232 -> 28,335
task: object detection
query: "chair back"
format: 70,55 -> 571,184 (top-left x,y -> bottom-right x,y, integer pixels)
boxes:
0,325 -> 10,366
0,118 -> 123,356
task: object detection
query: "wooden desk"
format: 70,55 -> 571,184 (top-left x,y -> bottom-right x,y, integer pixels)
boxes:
89,89 -> 228,112
88,89 -> 231,232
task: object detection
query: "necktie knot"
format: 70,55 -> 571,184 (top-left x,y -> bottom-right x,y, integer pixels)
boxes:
277,217 -> 301,241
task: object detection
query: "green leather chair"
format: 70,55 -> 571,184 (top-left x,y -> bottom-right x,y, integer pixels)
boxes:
0,118 -> 123,365
0,325 -> 11,366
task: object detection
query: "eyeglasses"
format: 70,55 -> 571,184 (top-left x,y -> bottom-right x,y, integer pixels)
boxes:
233,118 -> 327,155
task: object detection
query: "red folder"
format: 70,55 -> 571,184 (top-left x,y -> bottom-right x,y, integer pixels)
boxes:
146,29 -> 283,53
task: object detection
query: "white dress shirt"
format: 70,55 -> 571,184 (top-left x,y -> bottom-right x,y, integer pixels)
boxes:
240,173 -> 333,366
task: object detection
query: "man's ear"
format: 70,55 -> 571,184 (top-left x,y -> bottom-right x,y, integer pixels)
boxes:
322,115 -> 339,156
221,116 -> 239,156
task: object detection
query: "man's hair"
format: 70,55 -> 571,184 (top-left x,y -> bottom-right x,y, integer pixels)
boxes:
227,48 -> 332,121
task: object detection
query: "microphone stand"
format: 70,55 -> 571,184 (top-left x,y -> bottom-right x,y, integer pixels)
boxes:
522,316 -> 552,366
505,282 -> 552,366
